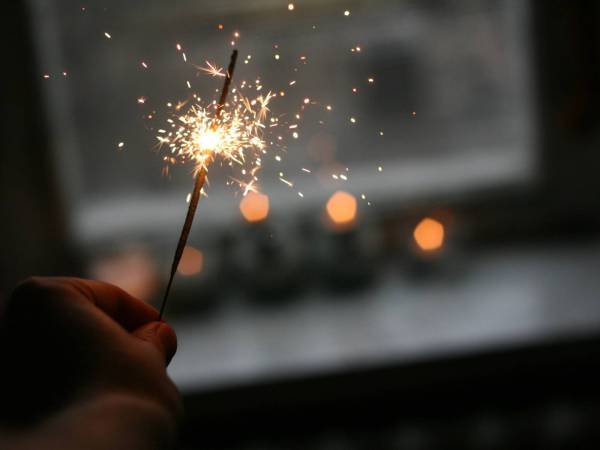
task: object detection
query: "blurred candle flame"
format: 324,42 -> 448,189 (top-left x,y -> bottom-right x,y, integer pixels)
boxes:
326,190 -> 357,226
240,192 -> 270,223
413,218 -> 445,252
177,245 -> 204,276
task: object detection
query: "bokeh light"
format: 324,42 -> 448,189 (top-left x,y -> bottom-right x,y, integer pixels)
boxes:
326,190 -> 357,226
177,245 -> 204,275
90,248 -> 159,301
239,192 -> 270,223
413,218 -> 445,251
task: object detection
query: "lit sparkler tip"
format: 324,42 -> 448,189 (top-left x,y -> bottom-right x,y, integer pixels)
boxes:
157,49 -> 275,196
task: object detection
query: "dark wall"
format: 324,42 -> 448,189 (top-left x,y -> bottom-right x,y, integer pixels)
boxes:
533,1 -> 600,206
0,1 -> 73,299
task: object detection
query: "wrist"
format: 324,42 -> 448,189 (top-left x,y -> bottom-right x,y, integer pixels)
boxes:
13,392 -> 178,450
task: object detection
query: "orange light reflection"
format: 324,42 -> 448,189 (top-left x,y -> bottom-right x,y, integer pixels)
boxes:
326,191 -> 357,226
177,246 -> 204,276
413,218 -> 445,252
240,192 -> 270,223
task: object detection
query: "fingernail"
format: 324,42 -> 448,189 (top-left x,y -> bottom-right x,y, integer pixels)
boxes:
147,322 -> 163,335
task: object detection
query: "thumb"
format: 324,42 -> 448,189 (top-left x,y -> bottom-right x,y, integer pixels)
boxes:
132,321 -> 177,365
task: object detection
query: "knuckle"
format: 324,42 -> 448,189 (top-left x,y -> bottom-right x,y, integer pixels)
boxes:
12,277 -> 49,301
10,277 -> 66,310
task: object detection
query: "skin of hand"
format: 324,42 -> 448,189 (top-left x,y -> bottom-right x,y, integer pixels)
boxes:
0,277 -> 183,450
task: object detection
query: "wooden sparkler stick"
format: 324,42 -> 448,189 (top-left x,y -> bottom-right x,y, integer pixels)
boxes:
158,49 -> 238,320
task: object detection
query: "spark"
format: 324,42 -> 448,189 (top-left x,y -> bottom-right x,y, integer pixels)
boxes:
301,168 -> 311,173
344,10 -> 350,16
288,3 -> 295,11
368,77 -> 374,83
350,117 -> 356,123
279,177 -> 293,187
62,71 -> 68,77
298,192 -> 304,197
137,96 -> 147,104
198,61 -> 226,77
218,24 -> 224,30
242,179 -> 258,196
117,142 -> 125,149
232,177 -> 259,196
104,32 -> 112,39
378,166 -> 383,172
43,74 -> 50,79
176,43 -> 182,51
303,97 -> 310,104
141,61 -> 149,69
274,54 -> 280,60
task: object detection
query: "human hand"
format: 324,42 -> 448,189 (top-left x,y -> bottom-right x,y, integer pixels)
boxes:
0,277 -> 182,450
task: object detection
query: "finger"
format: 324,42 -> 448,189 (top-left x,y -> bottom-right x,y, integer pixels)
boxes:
132,321 -> 177,365
18,277 -> 159,331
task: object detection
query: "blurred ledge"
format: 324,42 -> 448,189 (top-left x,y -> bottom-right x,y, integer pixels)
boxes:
168,238 -> 600,392
180,331 -> 600,441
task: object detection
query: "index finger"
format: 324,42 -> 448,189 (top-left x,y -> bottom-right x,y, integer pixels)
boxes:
19,277 -> 160,331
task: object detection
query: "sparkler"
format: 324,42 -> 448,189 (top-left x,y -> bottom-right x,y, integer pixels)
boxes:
158,49 -> 238,320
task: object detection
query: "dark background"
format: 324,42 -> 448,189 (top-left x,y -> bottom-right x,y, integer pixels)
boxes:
2,1 -> 600,448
